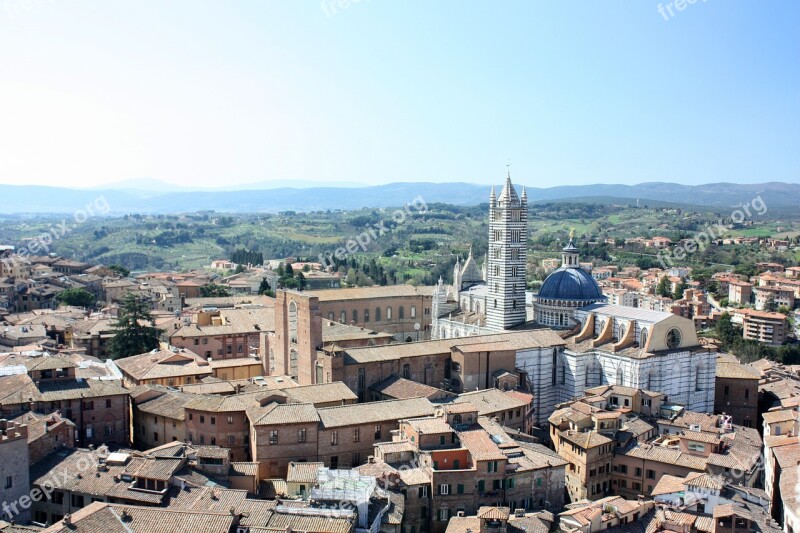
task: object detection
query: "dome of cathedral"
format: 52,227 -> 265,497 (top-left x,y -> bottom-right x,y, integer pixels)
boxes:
537,266 -> 604,302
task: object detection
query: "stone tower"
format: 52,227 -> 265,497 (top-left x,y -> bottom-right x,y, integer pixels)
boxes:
486,174 -> 528,330
273,290 -> 322,384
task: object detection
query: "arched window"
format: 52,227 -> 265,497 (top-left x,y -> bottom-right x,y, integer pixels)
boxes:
475,302 -> 480,314
647,369 -> 659,391
398,306 -> 405,319
616,366 -> 625,385
288,301 -> 298,343
352,309 -> 358,323
453,414 -> 462,424
387,306 -> 392,319
403,364 -> 411,379
340,311 -> 346,323
695,364 -> 703,391
618,324 -> 625,341
375,307 -> 381,322
364,308 -> 370,322
585,362 -> 601,387
666,328 -> 682,349
640,328 -> 648,348
560,363 -> 566,385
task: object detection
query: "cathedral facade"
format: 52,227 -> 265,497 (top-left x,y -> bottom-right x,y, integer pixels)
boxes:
432,174 -> 528,339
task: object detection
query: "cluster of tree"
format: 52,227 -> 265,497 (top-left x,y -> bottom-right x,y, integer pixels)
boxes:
200,283 -> 232,297
108,294 -> 162,359
230,248 -> 263,266
328,255 -> 390,286
134,230 -> 193,247
656,275 -> 687,300
55,288 -> 96,308
109,264 -> 130,277
408,237 -> 438,253
257,278 -> 274,297
276,263 -> 307,290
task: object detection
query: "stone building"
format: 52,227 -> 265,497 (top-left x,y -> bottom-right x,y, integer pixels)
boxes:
309,285 -> 435,342
363,404 -> 566,533
131,387 -> 194,451
0,419 -> 30,523
248,397 -> 436,479
115,347 -> 213,387
11,411 -> 76,465
317,330 -> 564,415
0,355 -> 129,446
714,355 -> 760,428
271,290 -> 323,385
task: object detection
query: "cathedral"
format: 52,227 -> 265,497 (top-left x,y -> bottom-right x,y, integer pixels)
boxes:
432,174 -> 603,338
431,174 -> 716,414
431,174 -> 530,338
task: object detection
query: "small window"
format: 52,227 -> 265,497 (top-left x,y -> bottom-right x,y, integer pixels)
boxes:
298,428 -> 307,443
269,430 -> 278,445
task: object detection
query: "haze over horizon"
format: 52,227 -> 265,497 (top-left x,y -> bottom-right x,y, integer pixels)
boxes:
1,1 -> 798,189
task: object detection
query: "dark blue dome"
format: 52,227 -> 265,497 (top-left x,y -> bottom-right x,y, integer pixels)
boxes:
537,267 -> 605,301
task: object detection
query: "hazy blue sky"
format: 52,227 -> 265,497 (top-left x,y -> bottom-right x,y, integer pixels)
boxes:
0,1 -> 797,189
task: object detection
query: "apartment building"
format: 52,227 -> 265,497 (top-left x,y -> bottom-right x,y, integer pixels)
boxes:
754,286 -> 795,311
735,309 -> 789,346
728,280 -> 753,306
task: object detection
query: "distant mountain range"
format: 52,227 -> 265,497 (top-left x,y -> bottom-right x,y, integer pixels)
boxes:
0,181 -> 797,215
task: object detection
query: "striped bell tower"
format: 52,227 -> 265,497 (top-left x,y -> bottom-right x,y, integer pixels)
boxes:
486,172 -> 528,330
